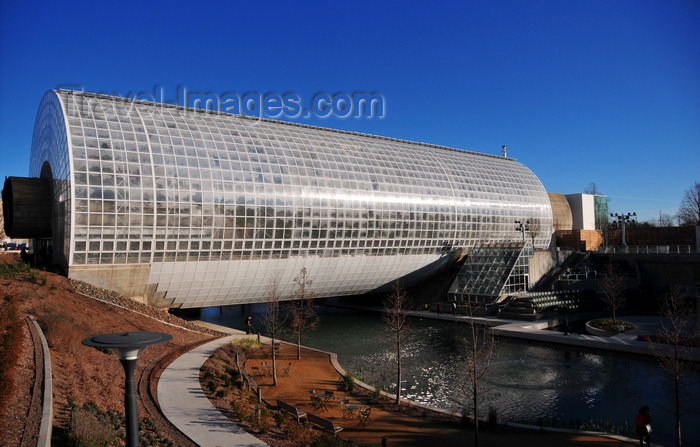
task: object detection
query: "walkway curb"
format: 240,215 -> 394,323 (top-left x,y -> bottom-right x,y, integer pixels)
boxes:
28,317 -> 52,447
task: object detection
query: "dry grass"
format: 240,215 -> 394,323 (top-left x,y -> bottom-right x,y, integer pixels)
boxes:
36,303 -> 89,355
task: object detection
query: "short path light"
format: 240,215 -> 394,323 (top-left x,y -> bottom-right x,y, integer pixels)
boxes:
82,332 -> 172,447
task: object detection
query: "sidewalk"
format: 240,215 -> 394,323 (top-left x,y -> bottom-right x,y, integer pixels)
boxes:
157,331 -> 269,447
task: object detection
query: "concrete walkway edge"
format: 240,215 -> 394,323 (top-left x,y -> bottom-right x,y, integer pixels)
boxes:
157,335 -> 269,447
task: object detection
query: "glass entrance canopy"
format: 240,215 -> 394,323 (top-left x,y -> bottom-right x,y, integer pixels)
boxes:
27,89 -> 553,308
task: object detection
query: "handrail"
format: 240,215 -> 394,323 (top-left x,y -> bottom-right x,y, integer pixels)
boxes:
599,245 -> 697,254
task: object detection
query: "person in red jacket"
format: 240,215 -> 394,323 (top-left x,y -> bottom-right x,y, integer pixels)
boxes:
635,405 -> 652,446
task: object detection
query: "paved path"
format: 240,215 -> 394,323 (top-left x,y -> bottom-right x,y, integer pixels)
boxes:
157,334 -> 269,447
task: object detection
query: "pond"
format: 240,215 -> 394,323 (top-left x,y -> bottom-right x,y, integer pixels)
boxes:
199,304 -> 700,446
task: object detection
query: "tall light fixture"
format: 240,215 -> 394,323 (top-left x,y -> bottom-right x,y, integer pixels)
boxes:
82,332 -> 172,447
515,220 -> 530,243
610,212 -> 636,246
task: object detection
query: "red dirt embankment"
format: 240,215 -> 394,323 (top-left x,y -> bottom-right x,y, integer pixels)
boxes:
0,253 -> 220,446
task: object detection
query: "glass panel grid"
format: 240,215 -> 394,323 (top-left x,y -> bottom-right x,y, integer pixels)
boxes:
47,90 -> 554,267
449,242 -> 533,302
30,90 -> 553,305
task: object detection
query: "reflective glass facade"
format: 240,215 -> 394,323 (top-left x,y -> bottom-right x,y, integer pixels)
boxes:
448,242 -> 534,303
29,90 -> 553,308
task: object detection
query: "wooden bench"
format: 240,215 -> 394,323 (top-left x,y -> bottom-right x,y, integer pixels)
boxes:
308,413 -> 343,435
276,399 -> 307,422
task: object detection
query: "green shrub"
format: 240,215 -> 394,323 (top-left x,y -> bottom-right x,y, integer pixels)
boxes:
274,410 -> 291,426
373,384 -> 382,399
231,398 -> 254,422
66,401 -> 175,446
231,337 -> 261,348
68,406 -> 117,447
252,407 -> 275,433
344,371 -> 355,393
0,262 -> 48,285
284,420 -> 315,444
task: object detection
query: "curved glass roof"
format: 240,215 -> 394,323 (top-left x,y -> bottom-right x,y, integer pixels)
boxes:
29,89 -> 553,306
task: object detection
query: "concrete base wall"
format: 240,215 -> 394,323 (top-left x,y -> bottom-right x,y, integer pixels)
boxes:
529,250 -> 558,286
68,265 -> 174,308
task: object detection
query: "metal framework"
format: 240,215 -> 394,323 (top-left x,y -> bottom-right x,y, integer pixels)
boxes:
28,89 -> 553,308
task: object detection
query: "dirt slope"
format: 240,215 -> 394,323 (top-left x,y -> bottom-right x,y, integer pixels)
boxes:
0,253 -> 220,446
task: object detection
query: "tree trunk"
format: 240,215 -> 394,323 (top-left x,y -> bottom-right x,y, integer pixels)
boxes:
396,341 -> 402,404
675,367 -> 681,447
473,381 -> 479,447
272,337 -> 278,386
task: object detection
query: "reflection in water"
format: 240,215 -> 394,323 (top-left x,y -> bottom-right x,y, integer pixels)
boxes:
199,304 -> 699,446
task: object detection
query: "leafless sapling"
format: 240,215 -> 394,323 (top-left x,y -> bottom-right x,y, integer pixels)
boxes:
457,300 -> 496,447
651,287 -> 698,447
382,282 -> 411,405
262,277 -> 286,386
289,267 -> 318,360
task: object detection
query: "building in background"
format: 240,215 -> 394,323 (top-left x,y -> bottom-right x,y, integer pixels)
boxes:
549,193 -> 608,250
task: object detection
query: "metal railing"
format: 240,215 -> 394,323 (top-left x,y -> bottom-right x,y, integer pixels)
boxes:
599,245 -> 697,254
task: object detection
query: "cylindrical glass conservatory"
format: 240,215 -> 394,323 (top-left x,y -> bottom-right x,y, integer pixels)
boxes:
24,89 -> 552,308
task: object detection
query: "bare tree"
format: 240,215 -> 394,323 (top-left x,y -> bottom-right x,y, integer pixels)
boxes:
457,300 -> 496,447
676,181 -> 700,226
584,182 -> 600,195
651,287 -> 698,447
0,198 -> 5,239
528,218 -> 541,247
659,212 -> 676,227
262,277 -> 287,386
382,282 -> 411,405
289,267 -> 318,360
599,261 -> 626,323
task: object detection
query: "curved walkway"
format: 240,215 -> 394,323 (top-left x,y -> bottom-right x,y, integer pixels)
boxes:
157,332 -> 269,447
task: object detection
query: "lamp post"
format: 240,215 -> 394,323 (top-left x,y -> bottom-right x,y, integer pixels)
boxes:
515,220 -> 529,243
82,332 -> 172,447
610,212 -> 636,246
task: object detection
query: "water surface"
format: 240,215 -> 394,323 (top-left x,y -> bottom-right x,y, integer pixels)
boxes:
199,304 -> 700,446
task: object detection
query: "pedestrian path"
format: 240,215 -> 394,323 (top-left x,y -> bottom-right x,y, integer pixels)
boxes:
157,333 -> 269,447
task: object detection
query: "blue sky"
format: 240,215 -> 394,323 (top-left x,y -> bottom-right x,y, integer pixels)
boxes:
1,0 -> 698,223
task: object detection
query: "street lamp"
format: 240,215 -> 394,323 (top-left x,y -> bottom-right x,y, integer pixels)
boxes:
515,220 -> 530,243
82,332 -> 172,447
610,212 -> 636,246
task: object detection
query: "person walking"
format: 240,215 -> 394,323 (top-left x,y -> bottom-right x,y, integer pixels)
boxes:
635,405 -> 652,446
245,316 -> 253,334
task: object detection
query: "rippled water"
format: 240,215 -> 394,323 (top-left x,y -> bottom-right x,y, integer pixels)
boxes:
199,304 -> 700,446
